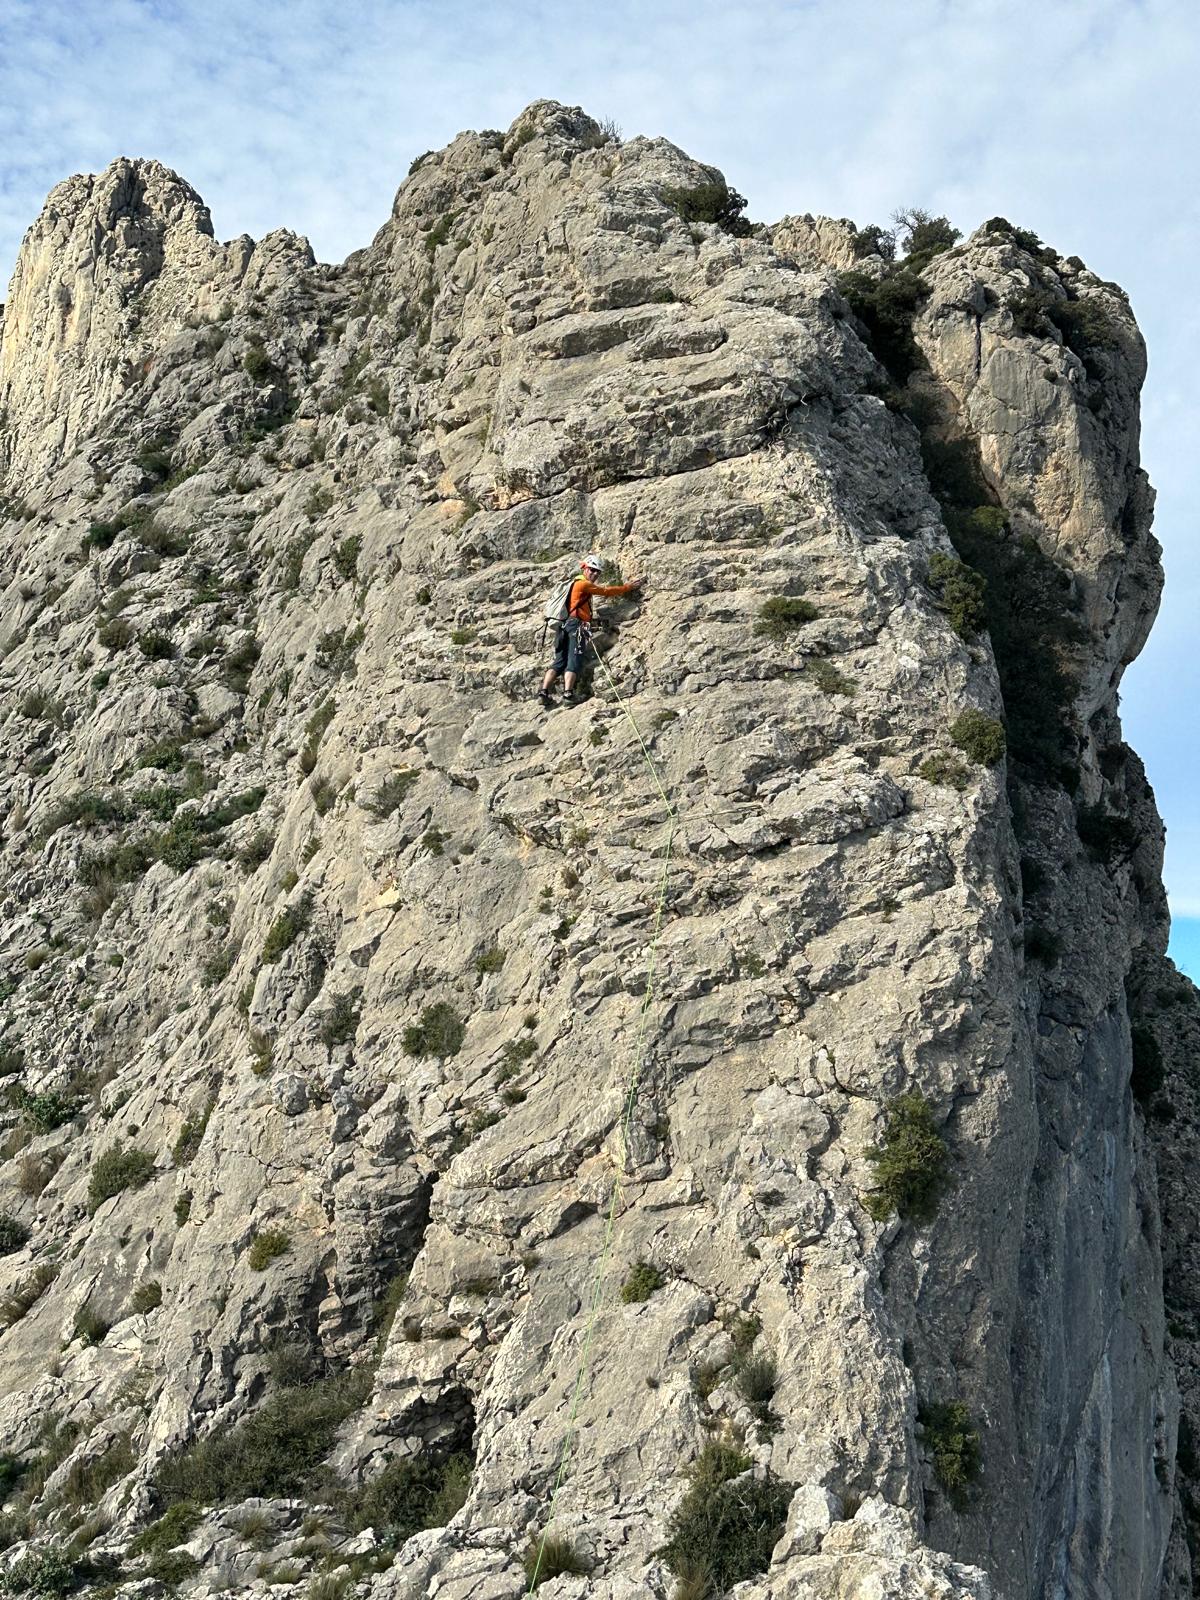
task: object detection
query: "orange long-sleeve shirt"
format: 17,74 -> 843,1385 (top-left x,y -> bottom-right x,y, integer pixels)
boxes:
566,577 -> 637,624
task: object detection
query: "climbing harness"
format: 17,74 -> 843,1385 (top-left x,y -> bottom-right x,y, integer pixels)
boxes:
527,637 -> 677,1591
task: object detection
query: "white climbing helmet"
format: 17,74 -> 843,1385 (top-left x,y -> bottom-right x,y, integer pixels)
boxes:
581,552 -> 603,572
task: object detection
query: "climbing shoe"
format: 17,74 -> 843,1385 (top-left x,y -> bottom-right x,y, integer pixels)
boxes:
537,689 -> 554,710
562,691 -> 580,706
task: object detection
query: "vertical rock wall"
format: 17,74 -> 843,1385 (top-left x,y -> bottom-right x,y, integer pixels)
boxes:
0,100 -> 1187,1600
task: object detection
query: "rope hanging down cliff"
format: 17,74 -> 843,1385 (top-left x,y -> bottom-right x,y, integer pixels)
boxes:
526,638 -> 676,1592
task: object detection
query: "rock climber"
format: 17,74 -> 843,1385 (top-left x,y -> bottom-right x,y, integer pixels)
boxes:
538,553 -> 642,708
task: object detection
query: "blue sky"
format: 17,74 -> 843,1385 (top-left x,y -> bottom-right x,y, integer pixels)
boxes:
1,0 -> 1196,967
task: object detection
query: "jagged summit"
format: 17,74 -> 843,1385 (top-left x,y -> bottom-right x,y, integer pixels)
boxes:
0,99 -> 1192,1600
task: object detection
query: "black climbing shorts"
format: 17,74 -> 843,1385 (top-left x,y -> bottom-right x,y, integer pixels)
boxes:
551,620 -> 590,676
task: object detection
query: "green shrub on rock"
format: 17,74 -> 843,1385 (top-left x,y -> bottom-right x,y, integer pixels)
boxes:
144,1550 -> 199,1586
402,1002 -> 465,1060
620,1262 -> 664,1304
318,990 -> 362,1049
472,947 -> 505,977
15,1087 -> 80,1133
754,596 -> 818,640
893,207 -> 960,263
339,1452 -> 472,1547
153,1369 -> 371,1506
363,769 -> 419,819
951,709 -> 1006,766
333,536 -> 362,581
248,1229 -> 291,1271
0,1215 -> 30,1257
805,659 -> 855,697
660,1440 -> 791,1593
88,1145 -> 155,1213
0,1264 -> 57,1327
137,631 -> 174,661
0,1545 -> 77,1596
244,345 -> 273,381
261,893 -> 313,963
660,182 -> 751,237
130,1501 -> 201,1559
918,1399 -> 982,1511
928,553 -> 986,639
836,266 -> 929,382
72,1305 -> 110,1347
172,1098 -> 218,1168
863,1091 -> 951,1224
918,754 -> 970,791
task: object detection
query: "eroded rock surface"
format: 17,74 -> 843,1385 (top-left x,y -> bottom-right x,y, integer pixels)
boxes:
0,99 -> 1189,1600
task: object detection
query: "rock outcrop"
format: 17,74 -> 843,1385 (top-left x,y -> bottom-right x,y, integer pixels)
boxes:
0,99 -> 1191,1600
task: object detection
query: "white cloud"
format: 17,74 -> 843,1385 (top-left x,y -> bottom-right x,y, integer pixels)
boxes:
1,0 -> 1197,922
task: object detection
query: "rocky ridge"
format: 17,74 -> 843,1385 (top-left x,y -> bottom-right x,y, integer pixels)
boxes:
0,99 -> 1193,1600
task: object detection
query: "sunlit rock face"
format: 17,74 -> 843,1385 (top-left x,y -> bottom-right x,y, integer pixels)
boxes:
0,98 -> 1189,1600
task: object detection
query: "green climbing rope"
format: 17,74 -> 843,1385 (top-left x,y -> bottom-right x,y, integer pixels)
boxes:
527,642 -> 677,1591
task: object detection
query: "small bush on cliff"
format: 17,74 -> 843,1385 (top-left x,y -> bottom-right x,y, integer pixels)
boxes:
299,699 -> 336,774
863,1091 -> 952,1224
72,1305 -> 110,1347
333,536 -> 362,581
403,1003 -> 465,1060
850,222 -> 896,261
755,596 -> 818,640
96,616 -> 133,652
318,990 -> 362,1049
363,769 -> 419,819
836,267 -> 929,382
130,1501 -> 201,1559
951,710 -> 1006,767
248,1229 -> 291,1271
918,1399 -> 982,1511
244,345 -> 273,381
660,181 -> 751,237
472,947 -> 505,978
15,1085 -> 81,1133
173,1096 -> 216,1166
131,1281 -> 163,1315
153,1368 -> 371,1506
0,1545 -> 78,1596
88,1145 -> 155,1213
338,1452 -> 472,1547
62,1431 -> 134,1505
620,1262 -> 664,1304
0,1264 -> 57,1327
261,893 -> 313,964
928,553 -> 986,639
659,1440 -> 791,1593
918,754 -> 970,791
0,1215 -> 30,1257
893,207 -> 960,265
805,659 -> 855,697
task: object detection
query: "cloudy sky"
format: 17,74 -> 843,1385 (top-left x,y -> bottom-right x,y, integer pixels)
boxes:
2,0 -> 1196,968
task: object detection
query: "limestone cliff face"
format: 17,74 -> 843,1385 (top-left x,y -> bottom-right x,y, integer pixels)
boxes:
0,101 -> 1189,1600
